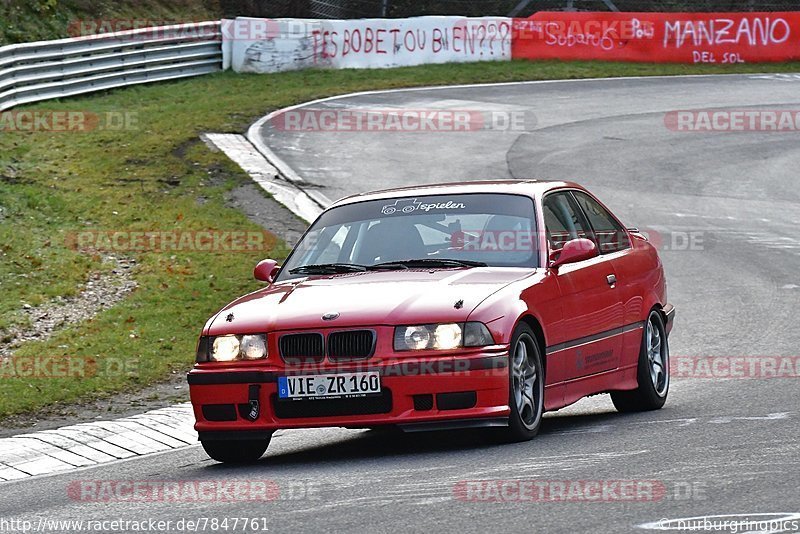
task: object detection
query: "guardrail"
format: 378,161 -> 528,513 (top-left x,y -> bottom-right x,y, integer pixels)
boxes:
0,21 -> 223,112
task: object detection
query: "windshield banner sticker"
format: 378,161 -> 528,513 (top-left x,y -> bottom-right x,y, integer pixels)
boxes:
381,198 -> 467,215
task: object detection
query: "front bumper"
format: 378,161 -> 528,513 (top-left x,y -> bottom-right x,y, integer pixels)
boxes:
188,350 -> 511,438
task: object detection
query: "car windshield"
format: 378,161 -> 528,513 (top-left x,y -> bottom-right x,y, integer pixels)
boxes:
279,193 -> 539,281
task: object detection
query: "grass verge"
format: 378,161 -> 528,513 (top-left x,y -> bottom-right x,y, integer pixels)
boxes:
1,59 -> 799,417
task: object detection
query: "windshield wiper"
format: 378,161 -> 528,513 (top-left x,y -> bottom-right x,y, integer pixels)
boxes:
289,263 -> 368,275
370,258 -> 487,270
291,259 -> 487,275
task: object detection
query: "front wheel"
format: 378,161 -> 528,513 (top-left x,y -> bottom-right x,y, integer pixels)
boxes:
501,324 -> 545,442
611,310 -> 669,412
201,435 -> 272,464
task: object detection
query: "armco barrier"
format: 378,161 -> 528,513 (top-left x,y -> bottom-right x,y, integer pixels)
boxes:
0,21 -> 223,112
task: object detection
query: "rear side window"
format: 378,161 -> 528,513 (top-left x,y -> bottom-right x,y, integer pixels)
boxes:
572,192 -> 630,254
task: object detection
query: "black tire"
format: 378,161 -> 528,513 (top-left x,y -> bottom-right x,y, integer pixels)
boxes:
611,310 -> 669,413
501,323 -> 545,442
201,435 -> 272,464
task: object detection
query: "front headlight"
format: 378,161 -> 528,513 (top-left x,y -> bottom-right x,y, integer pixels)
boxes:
433,324 -> 462,350
196,334 -> 268,362
212,335 -> 240,362
240,334 -> 267,360
393,322 -> 494,351
403,325 -> 432,350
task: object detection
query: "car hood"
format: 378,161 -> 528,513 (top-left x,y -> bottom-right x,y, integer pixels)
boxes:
206,268 -> 534,335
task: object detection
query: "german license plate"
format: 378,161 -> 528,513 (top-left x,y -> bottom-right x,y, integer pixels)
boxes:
278,372 -> 381,399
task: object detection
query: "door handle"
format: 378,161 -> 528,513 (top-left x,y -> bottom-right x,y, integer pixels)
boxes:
607,274 -> 617,286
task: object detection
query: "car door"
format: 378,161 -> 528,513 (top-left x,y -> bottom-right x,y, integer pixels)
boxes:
571,190 -> 643,371
543,191 -> 624,383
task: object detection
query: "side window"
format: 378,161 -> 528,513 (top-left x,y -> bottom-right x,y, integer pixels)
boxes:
572,192 -> 630,254
542,192 -> 591,253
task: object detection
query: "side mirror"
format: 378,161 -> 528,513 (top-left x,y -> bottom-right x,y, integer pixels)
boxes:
254,259 -> 280,283
550,238 -> 598,269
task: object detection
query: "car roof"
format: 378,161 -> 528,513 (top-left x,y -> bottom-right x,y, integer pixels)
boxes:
331,180 -> 585,207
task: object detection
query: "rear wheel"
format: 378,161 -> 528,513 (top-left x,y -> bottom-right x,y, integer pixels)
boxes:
611,310 -> 669,412
201,435 -> 272,464
502,324 -> 545,442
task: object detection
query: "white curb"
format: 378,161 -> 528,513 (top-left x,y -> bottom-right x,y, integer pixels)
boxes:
0,403 -> 197,482
203,133 -> 324,223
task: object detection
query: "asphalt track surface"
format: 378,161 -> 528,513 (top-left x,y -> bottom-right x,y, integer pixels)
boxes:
3,74 -> 800,533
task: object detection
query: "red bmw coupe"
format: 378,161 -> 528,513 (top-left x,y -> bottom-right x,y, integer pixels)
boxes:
188,181 -> 674,463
